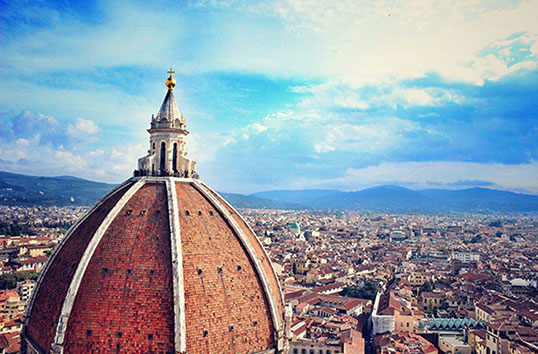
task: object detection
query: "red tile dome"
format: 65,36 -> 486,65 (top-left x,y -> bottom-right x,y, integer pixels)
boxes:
22,71 -> 288,354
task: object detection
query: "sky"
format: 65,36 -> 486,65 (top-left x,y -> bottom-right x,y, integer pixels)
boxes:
1,0 -> 537,194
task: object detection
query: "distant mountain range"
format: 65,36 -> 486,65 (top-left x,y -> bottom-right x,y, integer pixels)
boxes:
1,171 -> 537,213
0,171 -> 115,206
252,185 -> 538,213
0,171 -> 298,209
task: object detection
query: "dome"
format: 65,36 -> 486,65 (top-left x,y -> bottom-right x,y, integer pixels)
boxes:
22,71 -> 288,354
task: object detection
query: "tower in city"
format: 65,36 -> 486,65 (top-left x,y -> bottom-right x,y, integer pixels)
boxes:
22,70 -> 289,354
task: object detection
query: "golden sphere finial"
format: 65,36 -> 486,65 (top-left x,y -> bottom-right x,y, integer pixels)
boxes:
166,68 -> 176,90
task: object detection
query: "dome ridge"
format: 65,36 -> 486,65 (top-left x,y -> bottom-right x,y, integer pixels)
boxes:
23,177 -> 288,354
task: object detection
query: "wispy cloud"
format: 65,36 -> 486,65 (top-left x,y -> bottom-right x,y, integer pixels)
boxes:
0,110 -> 144,182
1,0 -> 537,193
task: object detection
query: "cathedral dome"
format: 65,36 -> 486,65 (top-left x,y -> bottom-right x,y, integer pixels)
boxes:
22,71 -> 288,354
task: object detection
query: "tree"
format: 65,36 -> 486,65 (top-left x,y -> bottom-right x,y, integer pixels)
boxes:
0,221 -> 37,236
0,274 -> 17,290
342,280 -> 379,301
0,272 -> 39,290
420,280 -> 433,293
488,220 -> 502,227
470,234 -> 482,243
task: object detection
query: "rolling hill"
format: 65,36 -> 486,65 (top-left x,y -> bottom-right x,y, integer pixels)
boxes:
254,185 -> 538,213
0,171 -> 300,209
2,171 -> 537,212
0,171 -> 115,206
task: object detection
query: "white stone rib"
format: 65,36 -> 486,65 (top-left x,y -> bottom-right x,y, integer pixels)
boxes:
192,181 -> 282,332
254,349 -> 276,354
51,179 -> 145,354
165,178 -> 187,354
199,180 -> 285,305
22,178 -> 136,347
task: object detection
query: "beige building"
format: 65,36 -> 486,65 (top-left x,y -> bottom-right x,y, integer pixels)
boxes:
409,272 -> 430,286
422,292 -> 444,311
0,291 -> 24,321
290,328 -> 364,354
439,336 -> 472,354
16,279 -> 35,302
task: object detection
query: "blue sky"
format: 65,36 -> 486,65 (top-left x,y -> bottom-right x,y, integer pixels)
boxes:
1,0 -> 537,194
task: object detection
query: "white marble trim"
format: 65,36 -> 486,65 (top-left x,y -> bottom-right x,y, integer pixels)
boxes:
165,178 -> 187,353
51,179 -> 145,354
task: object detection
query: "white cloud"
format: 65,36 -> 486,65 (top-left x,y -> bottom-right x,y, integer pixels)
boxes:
314,118 -> 415,154
66,118 -> 101,137
5,1 -> 536,87
15,138 -> 30,147
296,82 -> 469,112
267,0 -> 538,86
0,111 -> 146,183
249,123 -> 268,133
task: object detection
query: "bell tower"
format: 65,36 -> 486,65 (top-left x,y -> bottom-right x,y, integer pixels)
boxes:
136,69 -> 197,177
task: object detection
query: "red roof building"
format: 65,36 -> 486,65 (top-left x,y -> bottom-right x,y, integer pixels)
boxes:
22,71 -> 288,354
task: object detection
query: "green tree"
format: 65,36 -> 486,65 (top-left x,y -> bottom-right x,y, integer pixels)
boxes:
420,280 -> 433,293
0,274 -> 17,290
0,272 -> 39,290
470,234 -> 482,243
342,280 -> 379,301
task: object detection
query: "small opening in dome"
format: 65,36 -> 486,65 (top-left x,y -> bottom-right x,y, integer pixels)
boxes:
126,269 -> 132,275
185,210 -> 190,216
217,267 -> 222,273
126,209 -> 133,216
117,332 -> 122,338
148,334 -> 154,340
203,330 -> 208,337
209,211 -> 214,216
198,211 -> 202,216
140,210 -> 146,216
156,210 -> 160,214
253,321 -> 258,327
86,329 -> 92,338
149,269 -> 155,275
197,268 -> 203,275
102,268 -> 109,274
237,265 -> 242,271
229,326 -> 234,332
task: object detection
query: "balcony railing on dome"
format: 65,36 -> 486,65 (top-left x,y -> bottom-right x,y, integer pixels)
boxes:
133,169 -> 199,179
